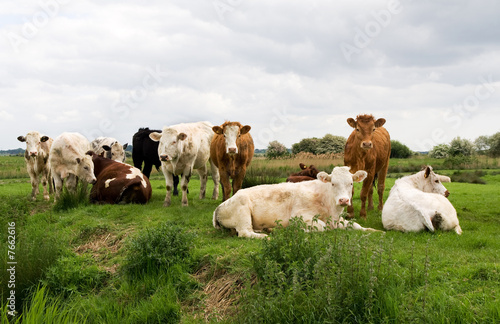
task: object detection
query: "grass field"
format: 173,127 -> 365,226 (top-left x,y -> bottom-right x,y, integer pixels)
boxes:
0,155 -> 499,323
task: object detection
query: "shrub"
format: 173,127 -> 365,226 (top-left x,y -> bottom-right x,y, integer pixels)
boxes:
450,171 -> 487,184
53,182 -> 90,212
266,141 -> 289,159
316,134 -> 346,154
488,132 -> 500,157
429,144 -> 450,159
391,140 -> 413,158
123,222 -> 194,278
449,137 -> 475,157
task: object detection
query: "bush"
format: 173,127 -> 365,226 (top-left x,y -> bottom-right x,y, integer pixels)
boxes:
429,144 -> 450,159
316,134 -> 346,154
449,137 -> 475,157
488,132 -> 500,157
266,141 -> 289,159
391,140 -> 413,158
123,222 -> 194,278
53,182 -> 90,212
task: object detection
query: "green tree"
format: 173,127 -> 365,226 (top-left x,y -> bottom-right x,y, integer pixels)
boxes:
449,137 -> 475,157
266,140 -> 289,159
488,132 -> 500,157
429,144 -> 450,159
474,135 -> 490,154
316,134 -> 346,154
291,138 -> 319,154
390,140 -> 412,158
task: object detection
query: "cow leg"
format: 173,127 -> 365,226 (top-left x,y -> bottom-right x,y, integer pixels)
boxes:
66,174 -> 78,195
347,186 -> 355,218
367,184 -> 374,210
377,167 -> 388,211
53,173 -> 63,202
41,170 -> 50,201
142,162 -> 153,179
173,175 -> 180,196
209,159 -> 220,200
198,165 -> 208,201
231,169 -> 246,198
162,168 -> 174,207
28,171 -> 39,201
220,172 -> 232,201
359,175 -> 374,219
181,171 -> 192,207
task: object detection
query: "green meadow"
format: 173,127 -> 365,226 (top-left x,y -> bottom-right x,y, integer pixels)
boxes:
0,155 -> 499,323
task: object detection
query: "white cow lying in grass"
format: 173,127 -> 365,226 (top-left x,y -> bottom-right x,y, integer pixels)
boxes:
213,166 -> 380,239
382,166 -> 462,234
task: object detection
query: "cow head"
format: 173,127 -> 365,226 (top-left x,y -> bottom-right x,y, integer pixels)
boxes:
75,151 -> 97,184
213,122 -> 251,155
292,163 -> 320,178
102,141 -> 128,162
347,114 -> 386,150
149,127 -> 187,162
417,166 -> 451,197
318,166 -> 367,207
17,131 -> 50,157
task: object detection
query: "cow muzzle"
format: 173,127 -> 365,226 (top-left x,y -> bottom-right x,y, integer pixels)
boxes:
338,198 -> 350,207
361,142 -> 373,150
227,147 -> 238,154
159,154 -> 170,162
29,151 -> 38,157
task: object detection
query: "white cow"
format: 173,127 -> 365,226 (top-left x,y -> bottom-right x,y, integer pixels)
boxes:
213,166 -> 379,239
49,132 -> 97,202
90,137 -> 128,162
17,131 -> 53,201
150,121 -> 220,207
382,166 -> 462,234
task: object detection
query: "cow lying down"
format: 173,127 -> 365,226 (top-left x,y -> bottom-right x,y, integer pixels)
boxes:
90,153 -> 152,204
213,166 -> 380,239
382,166 -> 462,234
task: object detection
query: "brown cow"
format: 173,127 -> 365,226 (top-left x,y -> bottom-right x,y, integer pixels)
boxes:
286,163 -> 320,183
344,114 -> 391,219
210,121 -> 254,201
90,153 -> 152,204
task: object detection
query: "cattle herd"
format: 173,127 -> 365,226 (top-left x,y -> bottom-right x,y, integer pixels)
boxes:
17,114 -> 462,237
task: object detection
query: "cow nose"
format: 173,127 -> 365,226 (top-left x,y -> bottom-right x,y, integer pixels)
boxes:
338,198 -> 350,206
361,142 -> 373,149
30,151 -> 37,156
160,154 -> 169,161
228,147 -> 237,154
90,178 -> 97,185
444,190 -> 450,198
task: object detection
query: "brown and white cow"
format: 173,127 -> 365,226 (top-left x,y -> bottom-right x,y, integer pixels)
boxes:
210,121 -> 254,201
149,121 -> 220,207
382,166 -> 461,234
91,137 -> 128,162
286,163 -> 320,183
89,153 -> 152,204
49,132 -> 97,202
213,166 -> 379,239
17,131 -> 53,201
344,114 -> 391,218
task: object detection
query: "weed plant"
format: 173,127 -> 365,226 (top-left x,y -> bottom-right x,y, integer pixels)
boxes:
53,183 -> 90,212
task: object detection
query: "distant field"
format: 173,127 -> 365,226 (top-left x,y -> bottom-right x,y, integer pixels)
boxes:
0,155 -> 499,323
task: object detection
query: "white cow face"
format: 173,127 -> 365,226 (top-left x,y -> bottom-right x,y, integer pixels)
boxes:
76,153 -> 97,184
213,123 -> 251,155
149,128 -> 187,162
418,166 -> 451,197
102,141 -> 128,162
17,131 -> 49,157
318,166 -> 367,207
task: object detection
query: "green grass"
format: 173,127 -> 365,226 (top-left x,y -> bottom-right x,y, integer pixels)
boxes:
0,155 -> 499,323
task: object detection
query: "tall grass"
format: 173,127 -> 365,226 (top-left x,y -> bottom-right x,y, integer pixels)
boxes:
53,183 -> 90,212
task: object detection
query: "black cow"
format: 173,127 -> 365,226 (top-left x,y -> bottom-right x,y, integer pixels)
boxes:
132,127 -> 182,196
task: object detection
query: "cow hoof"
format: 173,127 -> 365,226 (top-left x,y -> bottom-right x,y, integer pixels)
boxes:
182,202 -> 188,207
43,195 -> 50,201
163,202 -> 171,207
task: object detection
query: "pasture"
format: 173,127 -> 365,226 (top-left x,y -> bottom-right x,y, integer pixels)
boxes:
1,154 -> 499,323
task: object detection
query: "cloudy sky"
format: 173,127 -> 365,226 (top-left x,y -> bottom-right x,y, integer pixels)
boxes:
1,0 -> 499,151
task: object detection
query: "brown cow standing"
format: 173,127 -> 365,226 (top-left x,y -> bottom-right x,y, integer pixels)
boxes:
90,153 -> 152,204
344,114 -> 391,219
286,163 -> 320,183
210,121 -> 254,201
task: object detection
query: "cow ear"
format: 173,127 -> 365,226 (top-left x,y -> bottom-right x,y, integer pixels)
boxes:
347,118 -> 357,128
123,143 -> 128,150
178,133 -> 187,141
76,158 -> 81,164
352,170 -> 367,183
240,125 -> 251,135
149,132 -> 162,142
40,136 -> 49,142
424,166 -> 431,179
213,126 -> 224,135
374,118 -> 386,128
17,136 -> 26,142
102,145 -> 111,151
438,175 -> 451,183
299,163 -> 307,170
317,172 -> 331,183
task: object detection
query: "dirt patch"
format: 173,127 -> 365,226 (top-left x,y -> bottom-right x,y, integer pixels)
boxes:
74,232 -> 125,273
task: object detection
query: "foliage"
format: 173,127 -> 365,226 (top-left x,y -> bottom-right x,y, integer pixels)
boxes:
390,140 -> 413,158
53,182 -> 91,212
292,134 -> 346,155
450,170 -> 487,184
488,132 -> 500,157
266,140 -> 290,159
449,137 -> 475,157
429,143 -> 450,159
123,222 -> 194,278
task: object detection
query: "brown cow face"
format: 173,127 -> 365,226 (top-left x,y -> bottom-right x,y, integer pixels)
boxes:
213,124 -> 251,155
347,116 -> 386,150
17,131 -> 49,157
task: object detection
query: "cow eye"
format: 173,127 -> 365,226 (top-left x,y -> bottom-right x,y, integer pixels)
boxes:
372,128 -> 376,132
356,128 -> 360,132
84,166 -> 89,170
435,180 -> 439,183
